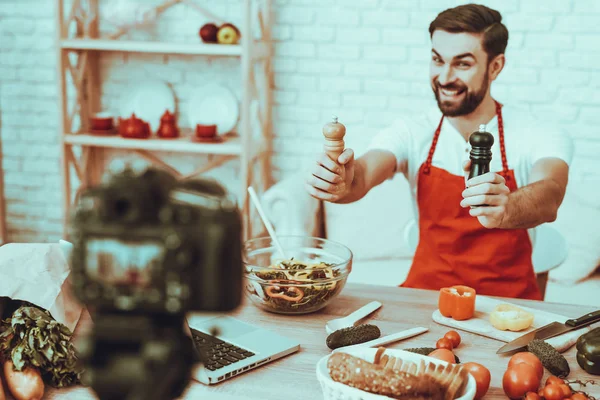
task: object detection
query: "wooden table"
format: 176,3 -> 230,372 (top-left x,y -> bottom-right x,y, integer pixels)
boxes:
44,283 -> 600,400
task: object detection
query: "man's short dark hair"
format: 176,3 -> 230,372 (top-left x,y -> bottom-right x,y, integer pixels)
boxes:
429,4 -> 509,62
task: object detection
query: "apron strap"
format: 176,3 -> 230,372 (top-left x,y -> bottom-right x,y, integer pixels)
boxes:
423,116 -> 445,175
495,101 -> 511,180
424,101 -> 510,178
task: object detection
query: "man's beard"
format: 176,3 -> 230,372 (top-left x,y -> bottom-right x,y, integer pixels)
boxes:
432,74 -> 489,117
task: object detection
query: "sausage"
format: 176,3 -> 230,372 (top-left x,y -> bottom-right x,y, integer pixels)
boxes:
0,372 -> 6,400
3,361 -> 44,400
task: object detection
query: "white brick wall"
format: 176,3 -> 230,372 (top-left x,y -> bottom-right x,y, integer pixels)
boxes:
0,0 -> 599,242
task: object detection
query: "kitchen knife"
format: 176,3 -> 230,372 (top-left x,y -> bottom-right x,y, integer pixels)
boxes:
496,309 -> 600,355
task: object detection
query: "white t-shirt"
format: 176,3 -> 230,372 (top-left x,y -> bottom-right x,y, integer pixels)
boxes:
366,104 -> 574,244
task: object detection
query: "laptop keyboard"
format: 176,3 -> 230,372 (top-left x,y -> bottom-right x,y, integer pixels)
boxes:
191,328 -> 256,371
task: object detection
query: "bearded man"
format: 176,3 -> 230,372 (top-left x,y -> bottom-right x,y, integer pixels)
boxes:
305,4 -> 573,300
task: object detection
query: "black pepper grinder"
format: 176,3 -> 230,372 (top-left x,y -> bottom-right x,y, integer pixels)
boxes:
468,124 -> 494,180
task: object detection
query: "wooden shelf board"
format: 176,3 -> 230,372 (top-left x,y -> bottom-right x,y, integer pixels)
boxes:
64,133 -> 242,155
61,39 -> 242,56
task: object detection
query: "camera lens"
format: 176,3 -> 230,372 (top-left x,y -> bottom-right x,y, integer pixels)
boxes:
113,197 -> 130,218
108,193 -> 142,222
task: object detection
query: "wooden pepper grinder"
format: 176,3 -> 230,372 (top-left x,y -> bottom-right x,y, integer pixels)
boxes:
323,115 -> 346,160
468,124 -> 494,208
468,124 -> 494,179
322,115 -> 347,193
157,110 -> 179,139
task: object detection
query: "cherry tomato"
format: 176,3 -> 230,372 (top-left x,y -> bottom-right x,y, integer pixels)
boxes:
444,330 -> 461,348
524,392 -> 541,400
502,363 -> 541,399
559,384 -> 572,397
571,393 -> 588,400
436,337 -> 454,350
428,348 -> 455,364
461,362 -> 491,400
543,384 -> 565,400
508,352 -> 544,381
546,376 -> 565,387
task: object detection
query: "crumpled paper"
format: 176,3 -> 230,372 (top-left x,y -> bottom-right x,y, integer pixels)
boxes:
0,242 -> 83,332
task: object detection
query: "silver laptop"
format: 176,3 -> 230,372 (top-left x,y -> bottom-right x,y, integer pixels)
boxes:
186,314 -> 300,385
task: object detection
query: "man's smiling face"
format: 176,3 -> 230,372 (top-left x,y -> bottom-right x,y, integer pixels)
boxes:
430,30 -> 491,117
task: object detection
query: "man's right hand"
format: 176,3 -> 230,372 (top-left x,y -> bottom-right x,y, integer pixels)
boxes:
305,149 -> 355,202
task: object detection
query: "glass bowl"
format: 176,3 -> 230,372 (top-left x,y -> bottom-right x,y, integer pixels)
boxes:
243,236 -> 353,315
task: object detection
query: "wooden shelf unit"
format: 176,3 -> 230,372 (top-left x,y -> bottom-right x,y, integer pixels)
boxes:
55,0 -> 274,240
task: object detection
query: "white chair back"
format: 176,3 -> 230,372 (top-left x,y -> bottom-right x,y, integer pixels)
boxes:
532,224 -> 568,274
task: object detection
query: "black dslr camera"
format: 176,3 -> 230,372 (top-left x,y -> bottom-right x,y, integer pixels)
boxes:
69,165 -> 243,400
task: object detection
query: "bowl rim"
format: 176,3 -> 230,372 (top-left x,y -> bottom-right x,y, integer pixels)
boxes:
243,235 -> 353,269
316,347 -> 476,400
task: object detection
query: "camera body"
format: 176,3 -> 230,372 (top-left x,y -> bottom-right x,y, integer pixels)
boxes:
68,165 -> 244,400
70,166 -> 243,315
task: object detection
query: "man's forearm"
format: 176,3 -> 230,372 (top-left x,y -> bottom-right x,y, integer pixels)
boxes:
331,150 -> 398,204
498,178 -> 565,229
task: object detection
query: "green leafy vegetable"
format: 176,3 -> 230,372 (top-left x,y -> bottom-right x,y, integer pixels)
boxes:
0,305 -> 83,388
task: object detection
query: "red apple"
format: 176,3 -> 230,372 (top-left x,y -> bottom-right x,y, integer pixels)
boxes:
199,23 -> 218,43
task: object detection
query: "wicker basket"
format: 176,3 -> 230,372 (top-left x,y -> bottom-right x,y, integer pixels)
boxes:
316,347 -> 476,400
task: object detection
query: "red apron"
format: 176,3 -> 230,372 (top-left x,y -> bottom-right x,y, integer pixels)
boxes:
401,101 -> 542,300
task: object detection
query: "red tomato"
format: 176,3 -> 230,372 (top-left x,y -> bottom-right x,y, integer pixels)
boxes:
436,337 -> 454,350
428,349 -> 455,364
546,376 -> 565,387
444,330 -> 461,348
508,352 -> 544,381
559,384 -> 572,397
502,363 -> 541,399
524,392 -> 541,400
543,384 -> 565,400
571,393 -> 588,400
461,362 -> 491,400
544,375 -> 565,386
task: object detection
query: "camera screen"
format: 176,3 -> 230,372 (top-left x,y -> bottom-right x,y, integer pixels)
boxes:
85,238 -> 164,288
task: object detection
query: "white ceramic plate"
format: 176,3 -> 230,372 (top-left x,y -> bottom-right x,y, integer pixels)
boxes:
188,83 -> 239,135
120,81 -> 176,132
316,347 -> 476,400
101,0 -> 156,29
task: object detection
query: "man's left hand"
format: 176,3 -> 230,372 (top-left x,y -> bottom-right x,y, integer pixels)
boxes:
460,160 -> 510,229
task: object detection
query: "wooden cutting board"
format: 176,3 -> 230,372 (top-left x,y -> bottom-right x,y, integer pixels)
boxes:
432,296 -> 592,353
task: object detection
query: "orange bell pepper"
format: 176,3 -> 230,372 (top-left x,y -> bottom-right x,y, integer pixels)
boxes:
438,285 -> 476,321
